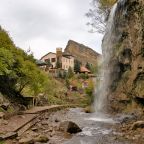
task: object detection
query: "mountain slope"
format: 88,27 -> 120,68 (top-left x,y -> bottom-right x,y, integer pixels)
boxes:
64,40 -> 101,66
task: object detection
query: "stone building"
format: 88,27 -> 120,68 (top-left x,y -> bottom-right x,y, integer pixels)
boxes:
40,48 -> 74,71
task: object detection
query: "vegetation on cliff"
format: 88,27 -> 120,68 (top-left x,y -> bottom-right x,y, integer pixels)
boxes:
0,27 -> 47,105
86,0 -> 117,33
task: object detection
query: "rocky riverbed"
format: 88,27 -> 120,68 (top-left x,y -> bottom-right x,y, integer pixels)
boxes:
4,108 -> 144,144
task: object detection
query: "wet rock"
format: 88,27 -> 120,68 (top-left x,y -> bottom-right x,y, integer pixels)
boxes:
19,137 -> 34,144
34,134 -> 49,143
114,114 -> 136,123
131,121 -> 144,130
59,121 -> 82,134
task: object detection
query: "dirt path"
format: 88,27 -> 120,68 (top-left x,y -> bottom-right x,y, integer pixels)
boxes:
0,105 -> 71,140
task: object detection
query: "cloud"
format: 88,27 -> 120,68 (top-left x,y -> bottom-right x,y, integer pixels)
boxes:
0,0 -> 103,59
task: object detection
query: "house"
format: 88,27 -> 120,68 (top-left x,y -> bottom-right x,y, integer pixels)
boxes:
36,60 -> 47,70
80,66 -> 91,74
40,48 -> 74,71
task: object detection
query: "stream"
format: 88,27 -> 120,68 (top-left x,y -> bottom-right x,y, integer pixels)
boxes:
47,108 -> 131,144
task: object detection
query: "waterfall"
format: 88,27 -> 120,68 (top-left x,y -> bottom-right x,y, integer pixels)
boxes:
94,2 -> 118,113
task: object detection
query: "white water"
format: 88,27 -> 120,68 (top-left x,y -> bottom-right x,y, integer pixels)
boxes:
94,3 -> 118,113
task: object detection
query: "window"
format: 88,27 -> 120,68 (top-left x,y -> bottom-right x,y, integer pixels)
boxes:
51,58 -> 56,62
45,58 -> 50,62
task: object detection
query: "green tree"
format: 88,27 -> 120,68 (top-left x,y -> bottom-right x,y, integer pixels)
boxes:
46,59 -> 52,67
56,58 -> 62,69
85,62 -> 91,71
57,70 -> 63,78
63,70 -> 67,79
74,59 -> 81,73
67,66 -> 74,79
65,78 -> 70,89
0,26 -> 47,105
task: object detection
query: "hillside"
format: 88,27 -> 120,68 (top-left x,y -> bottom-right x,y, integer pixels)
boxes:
64,40 -> 101,66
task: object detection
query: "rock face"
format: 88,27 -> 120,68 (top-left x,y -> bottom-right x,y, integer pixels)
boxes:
131,121 -> 144,130
103,0 -> 144,112
64,40 -> 101,66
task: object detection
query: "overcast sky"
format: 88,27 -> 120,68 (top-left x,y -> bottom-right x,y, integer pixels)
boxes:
0,0 -> 103,59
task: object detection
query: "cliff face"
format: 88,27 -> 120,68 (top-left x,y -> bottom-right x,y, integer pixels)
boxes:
103,0 -> 144,113
64,40 -> 101,66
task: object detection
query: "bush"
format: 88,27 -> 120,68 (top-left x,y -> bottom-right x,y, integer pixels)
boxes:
85,80 -> 94,104
78,73 -> 89,79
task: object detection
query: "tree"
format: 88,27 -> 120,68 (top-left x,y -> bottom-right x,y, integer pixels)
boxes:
85,62 -> 91,71
67,67 -> 74,79
56,58 -> 62,69
57,70 -> 63,78
74,60 -> 81,73
0,26 -> 48,105
63,71 -> 67,79
46,59 -> 52,67
86,0 -> 117,33
65,78 -> 70,89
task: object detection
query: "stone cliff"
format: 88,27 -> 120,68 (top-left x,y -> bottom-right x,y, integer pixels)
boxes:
103,0 -> 144,113
64,40 -> 101,66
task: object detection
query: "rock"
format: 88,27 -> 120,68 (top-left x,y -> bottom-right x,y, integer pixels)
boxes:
101,0 -> 144,113
3,120 -> 8,125
65,40 -> 101,67
55,118 -> 60,123
19,138 -> 34,144
31,127 -> 38,131
34,135 -> 49,143
131,121 -> 144,130
41,121 -> 48,125
59,121 -> 82,134
84,106 -> 93,113
0,103 -> 9,111
50,130 -> 55,137
0,112 -> 5,119
49,127 -> 53,132
1,132 -> 17,140
114,114 -> 137,123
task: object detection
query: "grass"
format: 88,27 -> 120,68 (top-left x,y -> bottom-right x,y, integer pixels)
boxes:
0,141 -> 5,144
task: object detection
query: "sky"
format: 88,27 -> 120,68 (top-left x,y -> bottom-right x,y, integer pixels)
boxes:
0,0 -> 103,59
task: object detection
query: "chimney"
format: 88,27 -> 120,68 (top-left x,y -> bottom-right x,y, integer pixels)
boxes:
56,48 -> 62,58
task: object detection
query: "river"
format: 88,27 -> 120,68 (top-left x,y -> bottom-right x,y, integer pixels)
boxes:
47,108 -> 131,144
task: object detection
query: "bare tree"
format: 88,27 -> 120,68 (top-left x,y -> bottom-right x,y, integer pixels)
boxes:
86,0 -> 117,34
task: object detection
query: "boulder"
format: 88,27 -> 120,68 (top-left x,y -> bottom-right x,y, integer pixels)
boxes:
59,121 -> 82,134
0,103 -> 9,111
19,138 -> 34,144
34,135 -> 49,143
2,132 -> 17,140
131,121 -> 144,130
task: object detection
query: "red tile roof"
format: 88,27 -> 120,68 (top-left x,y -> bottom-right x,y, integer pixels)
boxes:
80,66 -> 91,73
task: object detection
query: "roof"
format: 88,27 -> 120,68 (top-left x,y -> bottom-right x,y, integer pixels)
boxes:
40,52 -> 56,60
80,66 -> 91,73
40,51 -> 74,60
36,60 -> 47,66
62,52 -> 74,57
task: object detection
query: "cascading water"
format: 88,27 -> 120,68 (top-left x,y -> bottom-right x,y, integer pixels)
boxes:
94,2 -> 118,113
